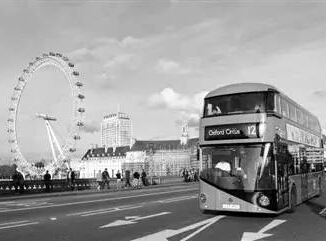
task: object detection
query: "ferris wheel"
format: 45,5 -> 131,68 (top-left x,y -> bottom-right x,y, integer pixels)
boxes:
7,52 -> 85,176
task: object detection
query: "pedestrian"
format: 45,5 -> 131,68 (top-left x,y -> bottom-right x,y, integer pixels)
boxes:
101,168 -> 110,189
141,169 -> 147,186
133,171 -> 140,188
12,169 -> 20,193
116,170 -> 122,190
124,170 -> 131,188
44,170 -> 52,192
96,170 -> 102,191
70,169 -> 76,191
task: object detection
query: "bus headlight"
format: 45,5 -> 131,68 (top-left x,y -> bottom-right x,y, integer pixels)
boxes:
259,123 -> 266,137
199,193 -> 207,203
258,194 -> 270,207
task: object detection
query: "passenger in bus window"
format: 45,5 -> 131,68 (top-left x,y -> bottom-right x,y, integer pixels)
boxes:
212,105 -> 221,115
254,104 -> 261,113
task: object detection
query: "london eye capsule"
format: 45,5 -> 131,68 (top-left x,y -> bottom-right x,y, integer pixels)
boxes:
68,63 -> 74,68
73,135 -> 81,140
63,56 -> 69,61
77,108 -> 85,113
9,107 -> 15,111
7,118 -> 14,122
75,82 -> 83,87
18,77 -> 25,82
77,94 -> 85,99
23,69 -> 29,73
69,148 -> 76,152
43,53 -> 49,57
35,57 -> 41,61
14,87 -> 21,91
72,71 -> 79,76
49,52 -> 55,56
77,121 -> 84,126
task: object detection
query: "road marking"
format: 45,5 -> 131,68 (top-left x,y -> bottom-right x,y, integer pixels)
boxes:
319,207 -> 326,216
0,187 -> 197,213
67,204 -> 142,217
157,195 -> 197,203
241,219 -> 286,241
100,211 -> 171,228
0,220 -> 30,226
82,205 -> 143,217
0,188 -> 198,213
0,220 -> 39,230
131,216 -> 225,240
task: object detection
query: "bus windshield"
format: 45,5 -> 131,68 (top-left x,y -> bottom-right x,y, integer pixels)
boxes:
204,92 -> 274,117
200,143 -> 275,191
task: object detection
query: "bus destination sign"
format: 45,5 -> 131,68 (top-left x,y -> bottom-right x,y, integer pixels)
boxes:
205,123 -> 259,140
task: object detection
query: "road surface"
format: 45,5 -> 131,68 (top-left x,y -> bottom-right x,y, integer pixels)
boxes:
0,182 -> 326,241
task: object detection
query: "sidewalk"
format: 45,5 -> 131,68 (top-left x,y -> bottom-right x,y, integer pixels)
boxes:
0,180 -> 198,202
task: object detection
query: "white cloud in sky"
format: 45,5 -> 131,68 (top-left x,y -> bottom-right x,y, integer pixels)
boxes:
148,88 -> 208,130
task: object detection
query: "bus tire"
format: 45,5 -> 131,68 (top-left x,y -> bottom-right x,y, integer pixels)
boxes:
288,186 -> 297,213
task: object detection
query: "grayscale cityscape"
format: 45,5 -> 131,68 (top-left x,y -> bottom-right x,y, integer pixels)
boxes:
0,1 -> 326,241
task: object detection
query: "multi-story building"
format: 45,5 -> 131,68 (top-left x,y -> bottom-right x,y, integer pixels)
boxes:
80,146 -> 130,178
81,119 -> 200,178
101,112 -> 132,148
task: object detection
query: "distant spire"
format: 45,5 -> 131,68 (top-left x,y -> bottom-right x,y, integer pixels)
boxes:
180,120 -> 189,145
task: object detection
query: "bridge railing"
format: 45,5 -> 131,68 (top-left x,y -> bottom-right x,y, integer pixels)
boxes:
0,176 -> 183,195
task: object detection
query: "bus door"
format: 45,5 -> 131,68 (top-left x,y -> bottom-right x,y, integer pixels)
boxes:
276,143 -> 289,210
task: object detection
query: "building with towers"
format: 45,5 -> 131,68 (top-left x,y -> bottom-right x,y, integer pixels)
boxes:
101,112 -> 133,149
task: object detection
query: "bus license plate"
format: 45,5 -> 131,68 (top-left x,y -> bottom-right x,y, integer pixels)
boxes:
222,204 -> 240,210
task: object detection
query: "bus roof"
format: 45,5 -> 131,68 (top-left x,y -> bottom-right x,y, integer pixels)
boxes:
205,83 -> 280,98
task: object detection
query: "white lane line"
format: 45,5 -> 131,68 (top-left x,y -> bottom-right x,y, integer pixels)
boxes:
0,187 -> 197,213
82,205 -> 143,217
319,207 -> 326,216
0,220 -> 30,226
0,222 -> 39,230
157,195 -> 197,203
68,204 -> 144,216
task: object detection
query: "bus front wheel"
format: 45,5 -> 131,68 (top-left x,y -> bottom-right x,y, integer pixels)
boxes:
288,186 -> 297,213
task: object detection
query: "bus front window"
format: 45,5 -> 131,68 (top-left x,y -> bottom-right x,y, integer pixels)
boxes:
204,92 -> 268,117
200,144 -> 275,191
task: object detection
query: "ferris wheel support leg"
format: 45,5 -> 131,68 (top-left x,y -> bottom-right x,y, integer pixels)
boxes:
47,121 -> 64,157
45,121 -> 58,164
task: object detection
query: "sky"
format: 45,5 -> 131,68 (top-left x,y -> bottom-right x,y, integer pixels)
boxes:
0,0 -> 326,164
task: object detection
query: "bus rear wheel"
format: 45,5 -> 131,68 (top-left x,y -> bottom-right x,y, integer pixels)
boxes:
288,186 -> 297,213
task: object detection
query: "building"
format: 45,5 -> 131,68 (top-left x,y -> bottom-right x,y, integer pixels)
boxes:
101,112 -> 132,148
81,118 -> 199,178
81,146 -> 130,178
124,137 -> 199,176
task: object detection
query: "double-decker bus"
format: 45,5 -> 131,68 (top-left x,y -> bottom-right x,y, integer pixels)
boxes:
199,83 -> 324,214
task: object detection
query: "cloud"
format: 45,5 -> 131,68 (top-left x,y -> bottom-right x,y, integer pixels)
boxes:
175,111 -> 200,128
148,88 -> 190,110
81,120 -> 100,133
155,58 -> 191,75
311,90 -> 326,99
148,88 -> 207,112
